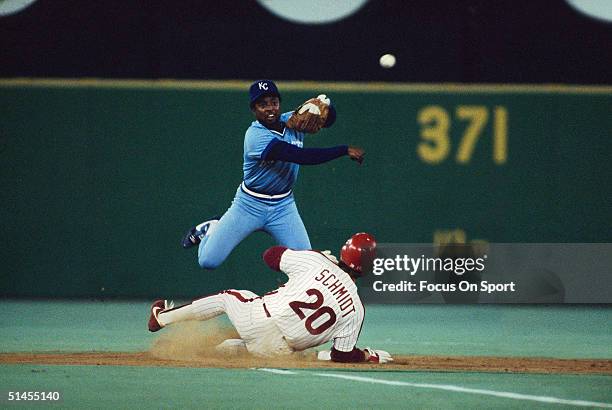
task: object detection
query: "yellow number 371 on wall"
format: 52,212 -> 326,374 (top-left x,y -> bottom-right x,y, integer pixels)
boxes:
417,105 -> 508,165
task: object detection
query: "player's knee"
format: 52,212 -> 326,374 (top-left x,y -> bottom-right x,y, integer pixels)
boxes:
198,254 -> 221,270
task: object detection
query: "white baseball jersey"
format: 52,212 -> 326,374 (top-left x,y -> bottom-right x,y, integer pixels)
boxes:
263,249 -> 365,352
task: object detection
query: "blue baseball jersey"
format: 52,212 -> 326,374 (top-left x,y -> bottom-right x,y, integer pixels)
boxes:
243,112 -> 305,195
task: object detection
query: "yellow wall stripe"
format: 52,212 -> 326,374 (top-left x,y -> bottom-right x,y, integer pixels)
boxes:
1,77 -> 611,94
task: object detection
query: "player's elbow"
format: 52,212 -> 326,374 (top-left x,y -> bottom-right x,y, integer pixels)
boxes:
262,246 -> 288,271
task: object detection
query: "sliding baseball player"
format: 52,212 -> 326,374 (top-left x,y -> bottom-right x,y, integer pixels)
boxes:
150,233 -> 392,363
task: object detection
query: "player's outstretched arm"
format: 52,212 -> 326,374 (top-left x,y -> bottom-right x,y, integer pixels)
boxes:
262,139 -> 365,165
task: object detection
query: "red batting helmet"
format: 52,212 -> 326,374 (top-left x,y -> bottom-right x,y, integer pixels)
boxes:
340,232 -> 377,276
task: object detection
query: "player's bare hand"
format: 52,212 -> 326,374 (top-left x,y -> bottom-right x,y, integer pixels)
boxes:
348,146 -> 365,165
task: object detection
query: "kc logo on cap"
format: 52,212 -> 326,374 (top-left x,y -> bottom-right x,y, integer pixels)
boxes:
249,79 -> 280,105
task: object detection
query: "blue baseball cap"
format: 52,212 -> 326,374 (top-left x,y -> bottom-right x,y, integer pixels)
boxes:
249,79 -> 281,106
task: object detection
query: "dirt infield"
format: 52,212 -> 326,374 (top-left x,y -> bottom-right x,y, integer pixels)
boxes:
1,352 -> 611,375
2,321 -> 610,375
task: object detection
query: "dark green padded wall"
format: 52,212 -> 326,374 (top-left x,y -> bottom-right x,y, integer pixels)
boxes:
1,83 -> 610,297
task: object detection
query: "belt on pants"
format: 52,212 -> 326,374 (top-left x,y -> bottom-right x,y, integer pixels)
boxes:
240,182 -> 291,201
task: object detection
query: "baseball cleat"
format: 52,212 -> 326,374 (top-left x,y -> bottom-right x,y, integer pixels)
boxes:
148,299 -> 174,332
181,216 -> 220,249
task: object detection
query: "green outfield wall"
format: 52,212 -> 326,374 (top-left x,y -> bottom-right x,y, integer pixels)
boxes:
1,80 -> 610,298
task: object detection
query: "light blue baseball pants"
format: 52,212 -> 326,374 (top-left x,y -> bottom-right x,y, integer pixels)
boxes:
197,187 -> 311,269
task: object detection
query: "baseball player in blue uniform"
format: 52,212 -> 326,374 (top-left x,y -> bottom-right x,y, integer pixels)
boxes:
182,79 -> 365,269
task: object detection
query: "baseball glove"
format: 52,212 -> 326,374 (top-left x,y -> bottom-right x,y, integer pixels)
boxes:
286,94 -> 331,134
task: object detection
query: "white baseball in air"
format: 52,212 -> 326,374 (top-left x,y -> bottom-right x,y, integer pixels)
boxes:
379,53 -> 396,69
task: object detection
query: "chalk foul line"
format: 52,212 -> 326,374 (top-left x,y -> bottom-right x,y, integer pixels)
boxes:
256,368 -> 612,408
